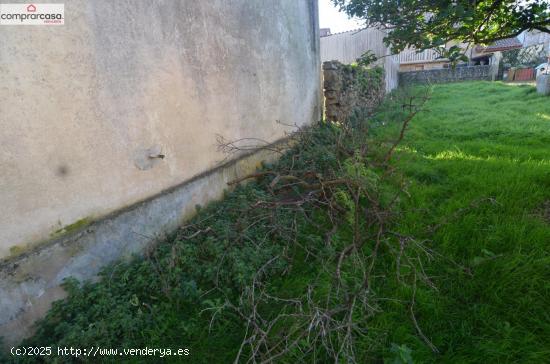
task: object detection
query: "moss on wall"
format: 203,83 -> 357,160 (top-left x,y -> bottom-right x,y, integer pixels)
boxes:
52,217 -> 92,237
323,60 -> 385,122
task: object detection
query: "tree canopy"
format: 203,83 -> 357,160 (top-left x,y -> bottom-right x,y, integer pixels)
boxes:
332,0 -> 550,60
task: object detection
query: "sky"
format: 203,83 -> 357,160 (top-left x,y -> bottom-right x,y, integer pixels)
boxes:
318,0 -> 363,34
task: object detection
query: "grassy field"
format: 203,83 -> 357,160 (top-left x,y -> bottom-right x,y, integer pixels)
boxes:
6,81 -> 549,363
367,81 -> 550,362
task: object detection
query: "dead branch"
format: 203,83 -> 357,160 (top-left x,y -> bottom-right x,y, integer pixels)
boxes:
203,85 -> 437,363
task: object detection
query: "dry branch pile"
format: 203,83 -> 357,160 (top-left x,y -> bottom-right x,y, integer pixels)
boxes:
209,87 -> 434,363
20,86 -> 435,364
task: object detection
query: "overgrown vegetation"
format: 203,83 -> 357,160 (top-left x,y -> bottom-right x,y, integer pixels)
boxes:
7,82 -> 431,363
4,81 -> 550,363
366,81 -> 550,362
351,64 -> 385,95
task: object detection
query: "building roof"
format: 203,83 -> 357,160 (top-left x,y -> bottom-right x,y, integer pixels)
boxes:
482,37 -> 523,52
320,28 -> 331,37
320,27 -> 366,38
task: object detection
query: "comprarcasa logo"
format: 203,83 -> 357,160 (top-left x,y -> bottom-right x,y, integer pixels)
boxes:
0,3 -> 64,25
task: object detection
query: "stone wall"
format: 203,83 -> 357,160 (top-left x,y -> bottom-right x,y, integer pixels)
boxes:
323,60 -> 386,122
399,65 -> 493,85
320,28 -> 399,91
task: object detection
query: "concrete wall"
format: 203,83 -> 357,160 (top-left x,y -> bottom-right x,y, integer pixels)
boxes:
320,28 -> 399,91
0,0 -> 321,344
536,74 -> 550,95
399,65 -> 493,85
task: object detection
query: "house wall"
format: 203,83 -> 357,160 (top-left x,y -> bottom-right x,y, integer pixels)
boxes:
397,41 -> 472,72
320,28 -> 399,91
399,61 -> 449,72
0,0 -> 321,344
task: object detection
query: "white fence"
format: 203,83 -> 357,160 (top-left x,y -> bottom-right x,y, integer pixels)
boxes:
320,28 -> 399,91
396,48 -> 441,64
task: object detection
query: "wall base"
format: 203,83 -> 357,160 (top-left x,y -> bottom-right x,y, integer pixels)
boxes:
0,145 -> 285,347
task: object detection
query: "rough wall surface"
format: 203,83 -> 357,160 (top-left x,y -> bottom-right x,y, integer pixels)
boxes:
0,0 -> 320,344
400,65 -> 492,84
323,60 -> 385,122
320,28 -> 399,91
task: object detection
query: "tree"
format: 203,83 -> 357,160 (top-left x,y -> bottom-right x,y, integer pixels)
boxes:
332,0 -> 550,61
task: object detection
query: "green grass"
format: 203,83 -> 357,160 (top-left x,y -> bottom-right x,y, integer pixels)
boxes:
366,81 -> 550,363
6,81 -> 549,363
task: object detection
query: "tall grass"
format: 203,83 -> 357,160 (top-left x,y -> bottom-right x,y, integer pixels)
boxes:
366,81 -> 550,362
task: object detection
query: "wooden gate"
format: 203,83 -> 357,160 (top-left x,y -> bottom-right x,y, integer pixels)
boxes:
511,68 -> 535,81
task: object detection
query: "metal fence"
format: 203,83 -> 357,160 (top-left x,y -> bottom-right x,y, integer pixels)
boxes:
396,48 -> 441,64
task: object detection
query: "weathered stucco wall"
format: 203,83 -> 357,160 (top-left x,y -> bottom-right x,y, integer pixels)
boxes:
0,0 -> 320,343
0,0 -> 320,259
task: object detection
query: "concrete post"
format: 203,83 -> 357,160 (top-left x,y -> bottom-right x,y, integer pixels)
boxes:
536,74 -> 550,95
489,52 -> 502,81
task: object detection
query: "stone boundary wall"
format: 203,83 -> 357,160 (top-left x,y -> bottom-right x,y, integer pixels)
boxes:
320,28 -> 399,91
399,65 -> 493,85
323,60 -> 386,122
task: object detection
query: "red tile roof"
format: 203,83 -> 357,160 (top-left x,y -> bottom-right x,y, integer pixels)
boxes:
482,37 -> 523,52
